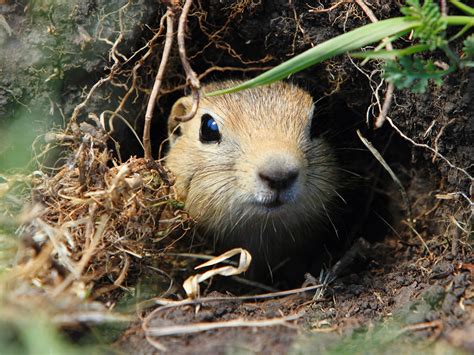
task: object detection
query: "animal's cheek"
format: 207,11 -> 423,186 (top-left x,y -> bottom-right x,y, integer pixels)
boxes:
230,161 -> 256,191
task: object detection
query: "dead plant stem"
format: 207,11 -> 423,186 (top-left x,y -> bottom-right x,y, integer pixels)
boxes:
356,130 -> 414,227
143,8 -> 176,160
175,0 -> 201,122
354,0 -> 395,128
144,312 -> 303,337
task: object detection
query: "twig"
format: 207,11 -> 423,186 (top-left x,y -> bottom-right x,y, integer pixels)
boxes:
148,284 -> 324,309
357,130 -> 414,226
143,7 -> 176,160
175,0 -> 201,122
354,0 -> 395,128
330,238 -> 371,278
405,223 -> 433,257
400,319 -> 443,335
307,0 -> 349,13
93,253 -> 131,297
52,312 -> 133,326
69,77 -> 111,128
450,216 -> 460,257
52,213 -> 109,296
354,0 -> 377,23
142,283 -> 319,350
144,312 -> 303,337
374,82 -> 395,128
440,0 -> 447,16
432,118 -> 457,163
159,65 -> 273,95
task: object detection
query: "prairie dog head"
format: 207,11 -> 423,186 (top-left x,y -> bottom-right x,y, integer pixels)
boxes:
165,81 -> 339,254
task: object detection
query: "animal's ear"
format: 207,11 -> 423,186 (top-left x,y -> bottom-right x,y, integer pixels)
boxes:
168,96 -> 192,144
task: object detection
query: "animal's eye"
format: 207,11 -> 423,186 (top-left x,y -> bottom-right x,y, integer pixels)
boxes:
200,113 -> 221,143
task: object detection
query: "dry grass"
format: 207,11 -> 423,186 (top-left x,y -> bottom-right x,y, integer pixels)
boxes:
1,119 -> 192,317
0,0 -> 270,326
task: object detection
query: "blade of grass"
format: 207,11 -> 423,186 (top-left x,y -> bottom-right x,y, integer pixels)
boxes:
361,34 -> 401,65
444,15 -> 474,26
449,0 -> 474,16
207,16 -> 474,96
206,17 -> 420,96
351,44 -> 431,60
448,23 -> 473,42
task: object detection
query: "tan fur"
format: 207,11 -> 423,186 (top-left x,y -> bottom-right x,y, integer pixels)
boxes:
165,81 -> 339,260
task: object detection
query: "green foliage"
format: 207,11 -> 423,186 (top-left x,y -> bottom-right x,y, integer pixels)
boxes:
401,0 -> 447,50
450,0 -> 474,16
463,33 -> 474,58
382,0 -> 454,93
210,1 -> 473,97
384,57 -> 450,93
382,1 -> 473,92
206,17 -> 421,96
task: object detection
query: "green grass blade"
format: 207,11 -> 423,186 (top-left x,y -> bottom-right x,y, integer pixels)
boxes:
206,17 -> 420,96
444,15 -> 474,26
351,44 -> 431,60
449,0 -> 474,16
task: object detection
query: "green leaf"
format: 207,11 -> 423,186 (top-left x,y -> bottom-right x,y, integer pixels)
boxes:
384,56 -> 453,93
449,0 -> 474,16
207,15 -> 473,97
351,44 -> 431,60
206,17 -> 420,96
401,0 -> 447,50
463,33 -> 474,58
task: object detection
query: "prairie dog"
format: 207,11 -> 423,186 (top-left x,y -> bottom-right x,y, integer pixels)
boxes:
165,81 -> 340,273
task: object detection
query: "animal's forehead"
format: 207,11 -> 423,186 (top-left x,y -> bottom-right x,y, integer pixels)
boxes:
199,82 -> 314,133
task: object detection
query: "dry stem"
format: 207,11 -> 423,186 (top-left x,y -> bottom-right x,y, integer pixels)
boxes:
354,0 -> 395,128
144,312 -> 303,337
357,130 -> 414,227
175,0 -> 201,122
143,8 -> 176,160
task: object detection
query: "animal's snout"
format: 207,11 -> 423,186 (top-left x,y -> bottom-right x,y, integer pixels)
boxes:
258,158 -> 300,192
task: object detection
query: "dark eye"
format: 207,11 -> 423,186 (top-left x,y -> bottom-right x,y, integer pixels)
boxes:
200,113 -> 221,143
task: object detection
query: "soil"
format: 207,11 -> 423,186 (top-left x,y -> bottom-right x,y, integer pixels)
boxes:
115,236 -> 473,354
1,0 -> 472,354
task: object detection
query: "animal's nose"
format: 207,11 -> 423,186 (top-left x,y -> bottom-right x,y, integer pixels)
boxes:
258,167 -> 299,191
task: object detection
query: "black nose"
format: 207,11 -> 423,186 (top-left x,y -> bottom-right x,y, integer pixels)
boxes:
258,168 -> 299,191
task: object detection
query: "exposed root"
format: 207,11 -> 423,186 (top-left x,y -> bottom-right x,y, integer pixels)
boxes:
385,116 -> 473,181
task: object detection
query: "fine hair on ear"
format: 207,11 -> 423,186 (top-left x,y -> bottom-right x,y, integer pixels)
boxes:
168,96 -> 192,144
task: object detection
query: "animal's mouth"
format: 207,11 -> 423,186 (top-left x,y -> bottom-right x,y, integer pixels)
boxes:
251,187 -> 299,213
253,195 -> 287,212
